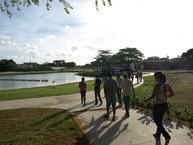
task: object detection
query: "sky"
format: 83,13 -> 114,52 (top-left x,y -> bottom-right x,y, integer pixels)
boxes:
0,0 -> 193,65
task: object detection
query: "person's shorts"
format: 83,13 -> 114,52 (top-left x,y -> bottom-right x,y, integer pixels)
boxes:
106,96 -> 116,109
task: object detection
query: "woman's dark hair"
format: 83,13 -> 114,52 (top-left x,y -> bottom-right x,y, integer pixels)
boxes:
107,73 -> 112,78
81,77 -> 85,81
123,75 -> 127,79
154,72 -> 166,83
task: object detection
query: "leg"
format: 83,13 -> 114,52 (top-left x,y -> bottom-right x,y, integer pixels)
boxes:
97,90 -> 103,105
83,91 -> 86,105
117,88 -> 122,105
106,100 -> 110,119
94,89 -> 98,105
80,91 -> 83,104
153,104 -> 170,139
124,96 -> 130,116
112,97 -> 116,121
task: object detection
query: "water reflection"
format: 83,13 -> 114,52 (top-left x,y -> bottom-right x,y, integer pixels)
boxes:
0,72 -> 94,90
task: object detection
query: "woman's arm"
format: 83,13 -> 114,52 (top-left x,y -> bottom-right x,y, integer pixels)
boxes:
131,84 -> 135,96
145,84 -> 157,101
167,84 -> 174,97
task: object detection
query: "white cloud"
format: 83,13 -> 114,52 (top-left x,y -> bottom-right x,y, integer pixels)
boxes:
46,35 -> 56,39
0,35 -> 16,46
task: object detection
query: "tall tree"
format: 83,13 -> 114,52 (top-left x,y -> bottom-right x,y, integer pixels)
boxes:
93,50 -> 112,68
113,47 -> 144,66
0,0 -> 112,18
0,59 -> 17,71
182,48 -> 193,69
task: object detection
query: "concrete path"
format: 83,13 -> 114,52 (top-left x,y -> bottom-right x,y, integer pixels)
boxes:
0,75 -> 192,145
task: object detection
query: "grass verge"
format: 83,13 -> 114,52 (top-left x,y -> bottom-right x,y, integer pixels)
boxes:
0,108 -> 89,145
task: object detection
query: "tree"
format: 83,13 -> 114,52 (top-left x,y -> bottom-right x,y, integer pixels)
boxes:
113,47 -> 144,66
147,56 -> 160,60
93,50 -> 112,68
65,62 -> 76,67
0,0 -> 112,18
182,48 -> 193,62
182,48 -> 193,69
0,59 -> 17,71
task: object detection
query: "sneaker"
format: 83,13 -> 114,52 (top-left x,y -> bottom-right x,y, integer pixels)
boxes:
165,137 -> 171,145
94,102 -> 98,105
104,114 -> 109,119
153,134 -> 160,139
112,116 -> 116,121
125,113 -> 130,117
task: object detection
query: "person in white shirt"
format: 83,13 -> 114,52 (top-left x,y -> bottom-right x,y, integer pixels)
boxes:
120,75 -> 135,117
116,73 -> 123,106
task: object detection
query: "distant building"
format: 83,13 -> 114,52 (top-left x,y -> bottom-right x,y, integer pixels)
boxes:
53,60 -> 65,66
17,62 -> 38,68
142,59 -> 190,70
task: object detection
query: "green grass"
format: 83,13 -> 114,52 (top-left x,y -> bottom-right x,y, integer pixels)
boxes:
0,80 -> 95,101
0,108 -> 89,145
135,71 -> 193,120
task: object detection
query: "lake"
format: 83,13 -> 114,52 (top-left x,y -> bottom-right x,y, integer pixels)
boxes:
0,72 -> 94,90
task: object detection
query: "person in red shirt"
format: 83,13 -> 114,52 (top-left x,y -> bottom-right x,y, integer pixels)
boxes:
79,77 -> 87,106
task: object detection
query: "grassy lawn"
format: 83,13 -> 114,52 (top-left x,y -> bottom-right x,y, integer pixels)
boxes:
0,80 -> 95,101
135,71 -> 193,120
0,108 -> 89,145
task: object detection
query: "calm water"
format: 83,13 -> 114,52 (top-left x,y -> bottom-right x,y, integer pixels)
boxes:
0,72 -> 94,90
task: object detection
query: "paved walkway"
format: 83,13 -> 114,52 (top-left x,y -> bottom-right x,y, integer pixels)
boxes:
0,75 -> 192,145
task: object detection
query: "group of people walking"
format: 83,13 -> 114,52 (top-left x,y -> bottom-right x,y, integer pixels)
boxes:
79,71 -> 174,145
79,72 -> 135,120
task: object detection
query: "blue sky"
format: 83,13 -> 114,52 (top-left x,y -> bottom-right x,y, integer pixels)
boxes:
0,0 -> 193,65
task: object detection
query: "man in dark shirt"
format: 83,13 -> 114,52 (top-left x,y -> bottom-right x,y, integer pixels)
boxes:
94,74 -> 102,105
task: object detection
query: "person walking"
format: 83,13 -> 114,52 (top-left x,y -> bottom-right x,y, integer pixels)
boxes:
120,75 -> 135,117
130,69 -> 134,82
145,72 -> 174,145
94,74 -> 102,106
116,73 -> 123,106
102,74 -> 108,100
105,73 -> 118,121
79,77 -> 87,106
138,68 -> 143,82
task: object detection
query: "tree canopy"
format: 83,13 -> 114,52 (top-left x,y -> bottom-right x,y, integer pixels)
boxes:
0,0 -> 112,18
92,50 -> 112,68
182,48 -> 193,63
113,47 -> 144,65
0,59 -> 17,71
90,47 -> 144,68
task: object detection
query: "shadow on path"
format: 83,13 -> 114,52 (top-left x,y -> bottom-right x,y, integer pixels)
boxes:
86,115 -> 128,145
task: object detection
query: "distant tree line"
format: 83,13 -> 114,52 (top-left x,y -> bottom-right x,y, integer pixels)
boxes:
145,48 -> 193,69
146,48 -> 193,62
0,59 -> 76,72
48,60 -> 76,68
